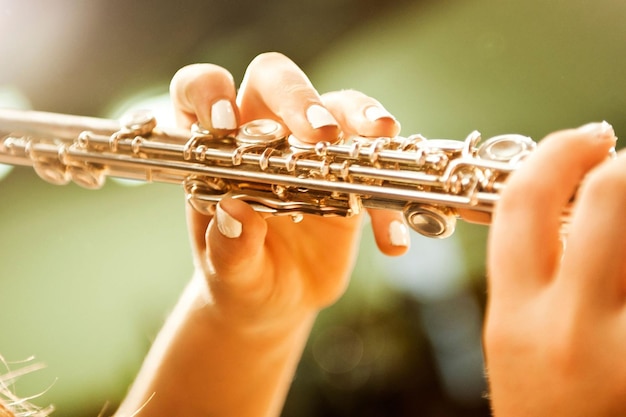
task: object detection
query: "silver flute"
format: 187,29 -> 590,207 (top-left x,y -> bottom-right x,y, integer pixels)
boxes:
0,108 -> 537,238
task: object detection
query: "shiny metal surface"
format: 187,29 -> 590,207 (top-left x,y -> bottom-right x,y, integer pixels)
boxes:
0,108 -> 537,238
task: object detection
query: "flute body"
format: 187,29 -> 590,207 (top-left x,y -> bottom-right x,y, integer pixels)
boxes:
0,108 -> 537,238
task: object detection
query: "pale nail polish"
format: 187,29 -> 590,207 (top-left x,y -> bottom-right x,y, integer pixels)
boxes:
577,121 -> 615,140
216,204 -> 242,238
306,104 -> 338,129
364,105 -> 394,122
211,99 -> 237,130
389,220 -> 410,247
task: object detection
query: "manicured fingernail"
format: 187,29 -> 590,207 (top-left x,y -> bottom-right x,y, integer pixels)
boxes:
577,121 -> 615,140
364,105 -> 395,122
306,104 -> 338,129
211,99 -> 237,130
389,220 -> 410,247
216,203 -> 242,238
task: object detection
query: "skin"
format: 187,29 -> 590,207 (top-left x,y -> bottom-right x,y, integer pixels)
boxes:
114,52 -> 626,417
484,122 -> 626,416
114,52 -> 407,417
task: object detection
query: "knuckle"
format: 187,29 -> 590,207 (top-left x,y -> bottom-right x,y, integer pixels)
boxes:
243,52 -> 317,108
170,63 -> 235,109
246,51 -> 289,73
171,63 -> 233,88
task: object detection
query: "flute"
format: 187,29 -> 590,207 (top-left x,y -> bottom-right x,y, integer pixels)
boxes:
0,107 -> 537,238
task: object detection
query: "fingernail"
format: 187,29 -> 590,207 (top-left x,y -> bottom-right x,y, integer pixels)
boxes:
389,220 -> 410,247
216,203 -> 242,238
211,99 -> 237,130
577,121 -> 616,140
306,104 -> 338,129
364,105 -> 395,122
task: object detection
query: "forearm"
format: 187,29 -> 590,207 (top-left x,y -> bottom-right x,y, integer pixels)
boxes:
115,274 -> 316,417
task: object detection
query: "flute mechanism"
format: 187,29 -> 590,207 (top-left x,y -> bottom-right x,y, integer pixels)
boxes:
0,108 -> 536,238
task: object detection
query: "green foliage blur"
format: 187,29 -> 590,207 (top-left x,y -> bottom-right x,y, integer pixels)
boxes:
1,0 -> 625,415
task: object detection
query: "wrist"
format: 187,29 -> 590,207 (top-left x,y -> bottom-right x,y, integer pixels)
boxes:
190,270 -> 318,343
116,273 -> 317,417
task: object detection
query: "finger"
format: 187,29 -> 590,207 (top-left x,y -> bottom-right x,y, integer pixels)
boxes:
488,122 -> 617,301
458,208 -> 491,225
236,52 -> 341,144
186,201 -> 213,267
559,148 -> 626,305
169,63 -> 239,134
318,89 -> 404,255
368,209 -> 410,256
321,90 -> 401,138
204,198 -> 269,291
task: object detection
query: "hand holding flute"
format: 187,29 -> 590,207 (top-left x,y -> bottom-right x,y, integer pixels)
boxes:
115,52 -> 411,417
2,52 -> 625,417
119,53 -> 626,417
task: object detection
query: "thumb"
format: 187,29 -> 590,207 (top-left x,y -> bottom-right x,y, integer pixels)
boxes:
205,198 -> 268,288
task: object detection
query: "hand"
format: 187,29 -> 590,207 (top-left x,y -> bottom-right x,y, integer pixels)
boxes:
170,52 -> 407,332
116,53 -> 409,417
483,121 -> 625,416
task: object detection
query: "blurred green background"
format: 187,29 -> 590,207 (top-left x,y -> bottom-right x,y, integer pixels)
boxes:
1,0 -> 625,415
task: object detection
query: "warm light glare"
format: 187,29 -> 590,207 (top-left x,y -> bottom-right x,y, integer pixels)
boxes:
0,164 -> 11,180
0,1 -> 97,85
0,85 -> 32,110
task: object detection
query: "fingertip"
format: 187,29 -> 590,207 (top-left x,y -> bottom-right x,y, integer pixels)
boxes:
288,103 -> 342,144
209,99 -> 238,132
361,104 -> 401,137
575,120 -> 617,143
215,202 -> 243,238
369,209 -> 411,257
458,209 -> 492,225
321,90 -> 400,139
305,104 -> 339,130
387,219 -> 411,256
535,121 -> 617,164
211,198 -> 267,243
203,198 -> 269,284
